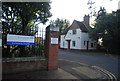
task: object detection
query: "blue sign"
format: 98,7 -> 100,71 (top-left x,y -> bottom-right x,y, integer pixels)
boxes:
7,34 -> 35,45
7,41 -> 34,45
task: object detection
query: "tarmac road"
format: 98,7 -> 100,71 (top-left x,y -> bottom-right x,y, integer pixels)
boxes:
58,49 -> 120,79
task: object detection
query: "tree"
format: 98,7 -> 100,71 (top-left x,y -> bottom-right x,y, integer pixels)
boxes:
2,2 -> 52,57
89,7 -> 119,54
50,18 -> 70,33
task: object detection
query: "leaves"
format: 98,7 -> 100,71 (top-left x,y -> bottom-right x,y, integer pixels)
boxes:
50,18 -> 70,33
2,2 -> 52,57
89,9 -> 119,54
2,2 -> 52,35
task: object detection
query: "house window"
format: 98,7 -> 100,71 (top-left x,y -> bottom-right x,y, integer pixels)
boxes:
72,29 -> 77,34
91,43 -> 94,48
72,41 -> 76,47
84,41 -> 86,46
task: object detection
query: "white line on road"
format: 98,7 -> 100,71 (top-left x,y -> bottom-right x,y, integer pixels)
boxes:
59,59 -> 117,81
92,66 -> 117,81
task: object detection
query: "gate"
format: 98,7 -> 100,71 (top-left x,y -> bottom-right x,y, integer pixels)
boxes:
28,26 -> 46,58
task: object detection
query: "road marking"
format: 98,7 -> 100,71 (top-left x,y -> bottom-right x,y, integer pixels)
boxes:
59,59 -> 117,80
59,59 -> 89,66
92,66 -> 117,81
72,66 -> 105,79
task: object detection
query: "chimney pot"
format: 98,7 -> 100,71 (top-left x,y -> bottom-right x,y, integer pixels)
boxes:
83,15 -> 90,26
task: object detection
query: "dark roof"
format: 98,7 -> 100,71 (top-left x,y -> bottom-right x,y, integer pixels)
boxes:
74,20 -> 89,32
61,20 -> 89,35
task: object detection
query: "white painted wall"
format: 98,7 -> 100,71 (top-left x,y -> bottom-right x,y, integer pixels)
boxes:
64,28 -> 82,49
80,32 -> 96,50
60,35 -> 68,49
60,28 -> 96,50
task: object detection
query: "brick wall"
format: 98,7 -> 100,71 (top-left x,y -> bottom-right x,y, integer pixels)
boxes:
2,58 -> 47,74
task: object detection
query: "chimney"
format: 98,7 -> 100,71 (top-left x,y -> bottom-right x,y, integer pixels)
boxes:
83,15 -> 90,26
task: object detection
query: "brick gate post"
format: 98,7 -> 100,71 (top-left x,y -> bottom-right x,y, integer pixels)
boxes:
46,25 -> 59,70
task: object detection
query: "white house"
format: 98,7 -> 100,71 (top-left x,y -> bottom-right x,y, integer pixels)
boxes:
60,15 -> 96,50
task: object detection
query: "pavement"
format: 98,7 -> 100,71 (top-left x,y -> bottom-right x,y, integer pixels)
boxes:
2,59 -> 117,81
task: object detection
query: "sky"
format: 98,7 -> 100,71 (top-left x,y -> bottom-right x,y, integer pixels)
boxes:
37,0 -> 119,37
39,0 -> 119,29
50,0 -> 119,23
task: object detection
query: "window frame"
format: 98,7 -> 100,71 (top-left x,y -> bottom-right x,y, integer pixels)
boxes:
72,29 -> 77,35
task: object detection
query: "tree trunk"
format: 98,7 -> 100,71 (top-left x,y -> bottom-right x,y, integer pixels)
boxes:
18,15 -> 28,57
19,45 -> 26,57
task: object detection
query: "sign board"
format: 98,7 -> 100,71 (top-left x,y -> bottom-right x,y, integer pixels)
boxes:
51,38 -> 58,44
7,34 -> 34,45
50,26 -> 59,32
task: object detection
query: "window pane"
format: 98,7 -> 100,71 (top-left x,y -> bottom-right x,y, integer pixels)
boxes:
72,29 -> 76,34
72,41 -> 75,47
91,43 -> 94,48
84,41 -> 85,46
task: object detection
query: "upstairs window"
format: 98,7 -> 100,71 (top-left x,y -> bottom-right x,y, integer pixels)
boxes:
72,29 -> 77,35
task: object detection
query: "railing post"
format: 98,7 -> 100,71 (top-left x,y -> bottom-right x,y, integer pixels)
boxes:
46,25 -> 59,70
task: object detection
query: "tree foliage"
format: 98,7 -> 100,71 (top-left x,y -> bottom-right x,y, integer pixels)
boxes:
2,2 -> 52,57
2,2 -> 51,35
89,7 -> 119,54
50,18 -> 70,33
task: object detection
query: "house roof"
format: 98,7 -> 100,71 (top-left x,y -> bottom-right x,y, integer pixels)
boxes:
61,20 -> 89,35
60,27 -> 70,35
74,20 -> 89,32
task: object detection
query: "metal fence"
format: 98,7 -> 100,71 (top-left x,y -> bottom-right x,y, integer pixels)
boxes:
2,26 -> 46,58
29,27 -> 46,58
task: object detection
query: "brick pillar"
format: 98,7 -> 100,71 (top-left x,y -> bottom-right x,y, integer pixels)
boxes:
46,26 -> 59,70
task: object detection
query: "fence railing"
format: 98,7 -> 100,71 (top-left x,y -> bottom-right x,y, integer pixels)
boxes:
2,27 -> 46,58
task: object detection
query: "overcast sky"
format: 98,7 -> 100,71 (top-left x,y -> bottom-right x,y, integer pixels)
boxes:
50,0 -> 119,23
39,0 -> 119,31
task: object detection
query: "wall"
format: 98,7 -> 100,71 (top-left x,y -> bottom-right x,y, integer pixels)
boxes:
2,58 -> 47,74
81,32 -> 96,50
60,28 -> 96,50
60,35 -> 68,49
65,28 -> 82,49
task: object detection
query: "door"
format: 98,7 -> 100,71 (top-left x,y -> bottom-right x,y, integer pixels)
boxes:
87,41 -> 89,50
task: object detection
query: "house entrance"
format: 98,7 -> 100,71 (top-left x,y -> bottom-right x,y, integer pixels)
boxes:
66,40 -> 71,50
86,41 -> 89,50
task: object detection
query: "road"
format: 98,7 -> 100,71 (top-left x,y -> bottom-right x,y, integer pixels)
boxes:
58,49 -> 120,79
